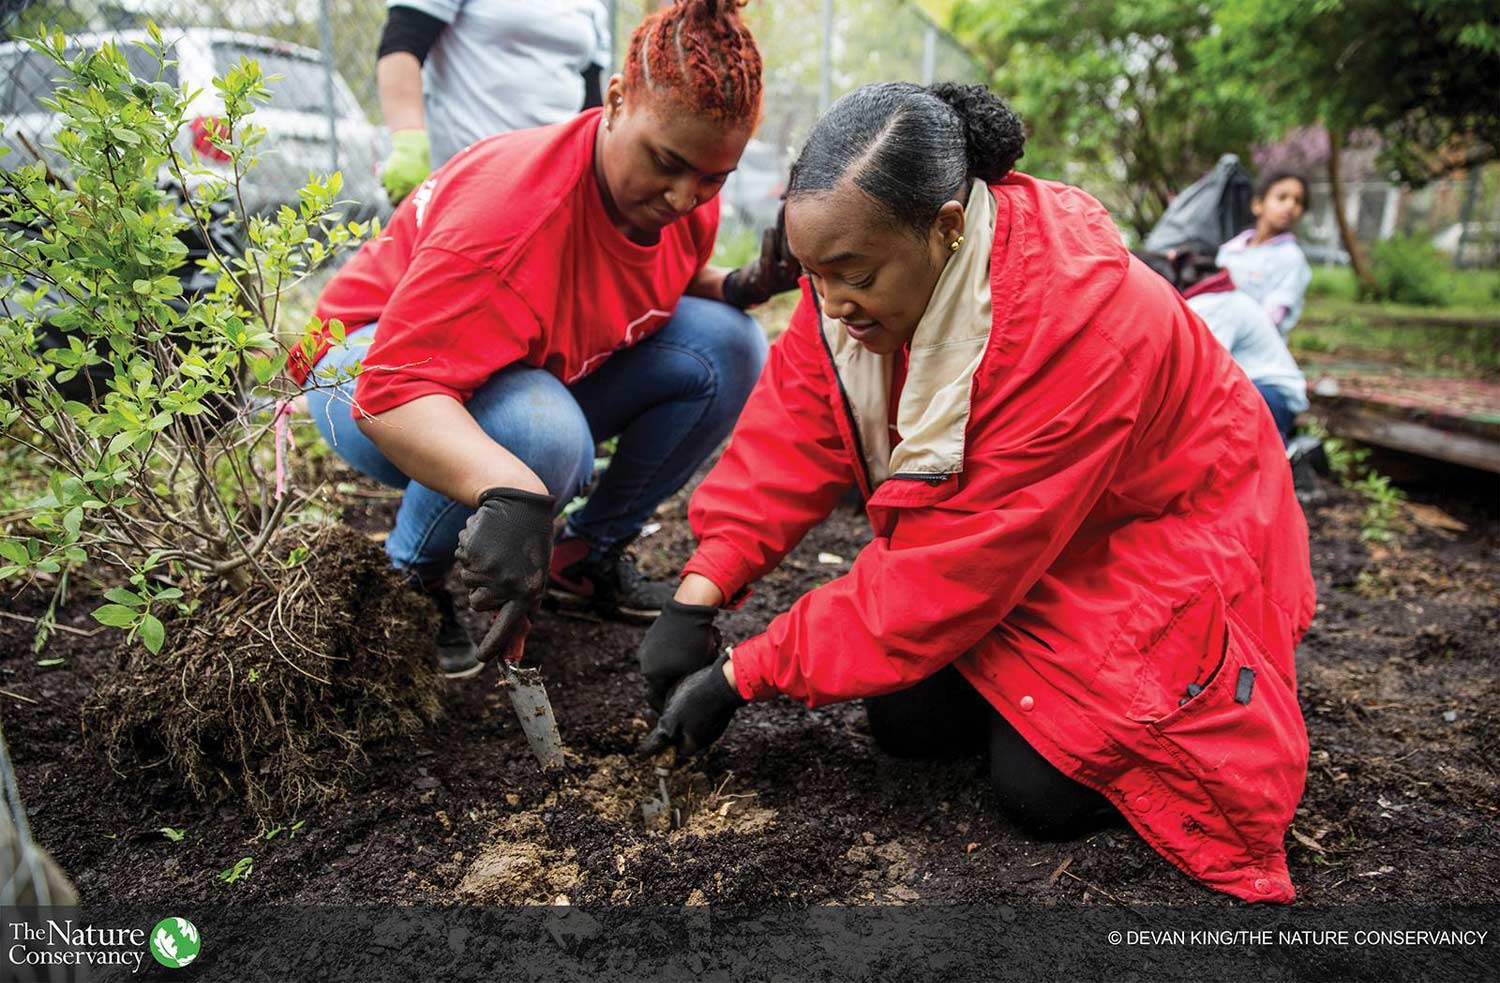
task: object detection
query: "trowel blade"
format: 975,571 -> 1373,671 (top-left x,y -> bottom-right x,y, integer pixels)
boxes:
477,602 -> 566,771
500,664 -> 566,771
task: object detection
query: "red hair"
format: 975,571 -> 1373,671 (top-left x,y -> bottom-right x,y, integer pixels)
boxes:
624,0 -> 763,126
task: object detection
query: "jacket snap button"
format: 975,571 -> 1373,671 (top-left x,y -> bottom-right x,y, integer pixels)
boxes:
1255,878 -> 1272,894
1134,794 -> 1150,811
1019,695 -> 1035,712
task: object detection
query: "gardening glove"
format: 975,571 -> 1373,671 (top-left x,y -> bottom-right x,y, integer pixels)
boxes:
638,598 -> 722,713
720,202 -> 800,309
382,129 -> 431,205
640,652 -> 746,757
454,487 -> 555,616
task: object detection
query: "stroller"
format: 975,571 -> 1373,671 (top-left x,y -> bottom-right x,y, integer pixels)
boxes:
1143,153 -> 1253,258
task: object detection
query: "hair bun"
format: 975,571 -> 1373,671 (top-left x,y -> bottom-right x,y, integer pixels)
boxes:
926,82 -> 1025,183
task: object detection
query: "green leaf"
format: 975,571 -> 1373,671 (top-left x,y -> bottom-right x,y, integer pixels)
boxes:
103,587 -> 143,607
36,658 -> 64,667
107,431 -> 137,456
159,826 -> 186,843
140,614 -> 165,653
91,603 -> 138,628
218,856 -> 254,884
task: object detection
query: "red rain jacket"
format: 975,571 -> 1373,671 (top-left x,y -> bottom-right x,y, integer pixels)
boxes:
684,174 -> 1316,903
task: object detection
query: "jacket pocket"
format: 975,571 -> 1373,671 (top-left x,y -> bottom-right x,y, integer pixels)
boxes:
1147,590 -> 1309,848
1125,581 -> 1228,724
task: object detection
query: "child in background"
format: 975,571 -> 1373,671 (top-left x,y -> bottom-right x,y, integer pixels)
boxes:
1216,172 -> 1312,336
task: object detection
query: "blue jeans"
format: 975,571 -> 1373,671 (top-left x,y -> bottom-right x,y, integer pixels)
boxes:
304,297 -> 767,580
1254,382 -> 1296,445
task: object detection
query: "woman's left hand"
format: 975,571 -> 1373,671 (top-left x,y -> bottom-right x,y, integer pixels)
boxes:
637,598 -> 723,713
721,203 -> 801,309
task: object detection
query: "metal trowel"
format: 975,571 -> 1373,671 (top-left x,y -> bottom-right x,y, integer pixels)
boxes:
477,601 -> 566,771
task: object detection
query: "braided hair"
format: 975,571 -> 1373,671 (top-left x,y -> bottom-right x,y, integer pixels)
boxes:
623,0 -> 763,126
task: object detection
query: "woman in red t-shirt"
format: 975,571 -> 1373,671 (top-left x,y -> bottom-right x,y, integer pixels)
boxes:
298,0 -> 797,676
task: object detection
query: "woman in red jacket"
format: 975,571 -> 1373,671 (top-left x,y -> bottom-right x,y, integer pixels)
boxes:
639,83 -> 1316,903
295,0 -> 796,677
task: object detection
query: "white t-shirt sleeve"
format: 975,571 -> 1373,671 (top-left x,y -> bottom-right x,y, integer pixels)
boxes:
390,0 -> 462,26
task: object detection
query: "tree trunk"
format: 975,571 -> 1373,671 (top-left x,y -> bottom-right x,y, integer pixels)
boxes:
1326,125 -> 1379,296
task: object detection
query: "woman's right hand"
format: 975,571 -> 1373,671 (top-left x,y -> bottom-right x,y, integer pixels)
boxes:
454,487 -> 556,613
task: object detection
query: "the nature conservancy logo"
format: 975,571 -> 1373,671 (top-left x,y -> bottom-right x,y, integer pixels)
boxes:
5,914 -> 201,974
150,916 -> 201,968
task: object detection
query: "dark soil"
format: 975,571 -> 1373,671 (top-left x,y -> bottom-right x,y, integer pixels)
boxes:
3,462 -> 1498,909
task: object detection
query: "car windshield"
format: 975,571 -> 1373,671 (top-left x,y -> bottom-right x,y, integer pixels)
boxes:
1,43 -> 178,115
213,42 -> 349,116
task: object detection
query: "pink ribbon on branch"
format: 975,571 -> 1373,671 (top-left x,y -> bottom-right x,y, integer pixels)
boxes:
273,399 -> 297,500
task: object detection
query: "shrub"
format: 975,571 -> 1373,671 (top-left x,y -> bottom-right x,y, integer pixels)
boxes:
1365,234 -> 1450,306
1306,265 -> 1355,301
0,27 -> 369,651
1,31 -> 446,817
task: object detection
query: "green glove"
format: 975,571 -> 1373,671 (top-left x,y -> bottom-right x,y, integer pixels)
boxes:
382,129 -> 431,205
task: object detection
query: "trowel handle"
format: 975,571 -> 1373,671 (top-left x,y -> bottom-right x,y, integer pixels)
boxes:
477,599 -> 530,667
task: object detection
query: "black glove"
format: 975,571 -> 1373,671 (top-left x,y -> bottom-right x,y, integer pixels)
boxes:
454,487 -> 555,614
640,652 -> 747,757
638,598 -> 722,713
720,203 -> 801,309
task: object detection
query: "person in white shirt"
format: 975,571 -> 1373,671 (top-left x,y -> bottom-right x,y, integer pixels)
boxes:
1137,252 -> 1309,445
375,0 -> 612,204
1215,171 -> 1313,336
1185,273 -> 1308,444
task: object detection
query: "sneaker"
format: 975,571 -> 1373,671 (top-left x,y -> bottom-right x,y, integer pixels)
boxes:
547,532 -> 675,623
1286,433 -> 1328,474
408,576 -> 484,679
1286,434 -> 1329,505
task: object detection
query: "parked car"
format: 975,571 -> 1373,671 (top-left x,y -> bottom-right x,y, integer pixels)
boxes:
1,30 -> 384,410
1,28 -> 387,222
720,138 -> 785,233
1432,222 -> 1500,268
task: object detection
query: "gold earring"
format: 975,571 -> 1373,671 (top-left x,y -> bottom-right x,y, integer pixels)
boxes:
949,235 -> 965,253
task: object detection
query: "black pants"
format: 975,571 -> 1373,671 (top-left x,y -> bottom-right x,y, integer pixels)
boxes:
864,667 -> 1121,841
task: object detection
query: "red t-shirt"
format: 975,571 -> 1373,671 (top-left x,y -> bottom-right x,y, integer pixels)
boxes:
293,108 -> 719,416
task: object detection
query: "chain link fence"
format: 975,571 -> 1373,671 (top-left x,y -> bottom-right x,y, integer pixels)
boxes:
1,0 -> 985,236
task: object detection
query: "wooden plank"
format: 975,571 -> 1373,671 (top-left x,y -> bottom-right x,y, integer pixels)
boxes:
1314,398 -> 1500,474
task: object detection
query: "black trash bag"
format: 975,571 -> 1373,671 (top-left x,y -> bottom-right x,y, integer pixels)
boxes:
1144,153 -> 1254,257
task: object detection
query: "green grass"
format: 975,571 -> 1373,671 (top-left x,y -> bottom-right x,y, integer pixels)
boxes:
1306,265 -> 1500,317
1298,264 -> 1500,375
1290,309 -> 1500,375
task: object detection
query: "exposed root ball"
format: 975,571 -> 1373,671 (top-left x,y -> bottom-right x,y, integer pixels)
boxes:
83,525 -> 443,820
